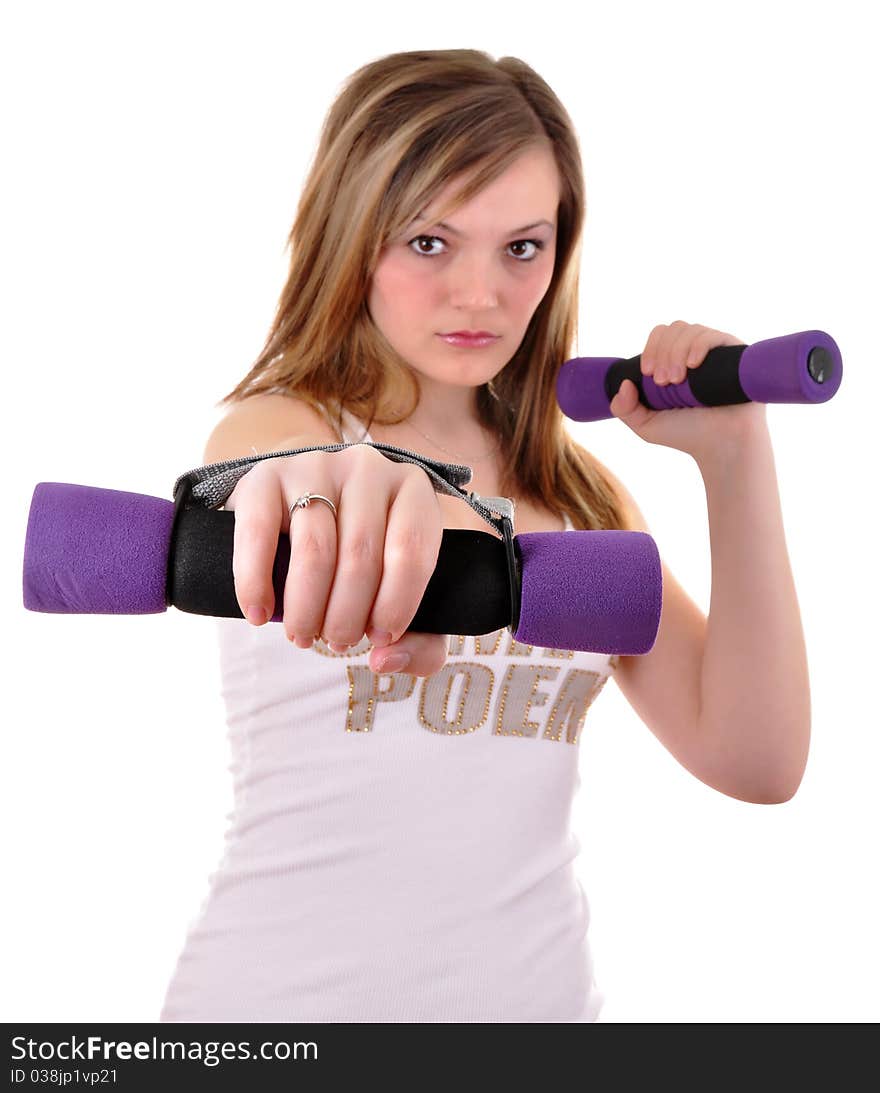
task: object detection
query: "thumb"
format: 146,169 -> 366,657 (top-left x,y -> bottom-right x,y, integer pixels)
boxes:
369,630 -> 449,678
609,378 -> 640,418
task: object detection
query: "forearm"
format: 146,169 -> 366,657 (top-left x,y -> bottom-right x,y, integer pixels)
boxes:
695,424 -> 811,802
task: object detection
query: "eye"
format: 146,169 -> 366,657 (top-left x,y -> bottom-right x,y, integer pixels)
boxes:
407,235 -> 544,261
508,239 -> 543,261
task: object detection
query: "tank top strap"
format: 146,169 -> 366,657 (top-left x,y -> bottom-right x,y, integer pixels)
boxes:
312,399 -> 373,445
337,405 -> 374,445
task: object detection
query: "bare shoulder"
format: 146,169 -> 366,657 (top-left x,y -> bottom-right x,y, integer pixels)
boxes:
203,392 -> 342,463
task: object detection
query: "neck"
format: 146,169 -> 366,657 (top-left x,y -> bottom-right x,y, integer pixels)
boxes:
404,370 -> 485,429
399,414 -> 500,464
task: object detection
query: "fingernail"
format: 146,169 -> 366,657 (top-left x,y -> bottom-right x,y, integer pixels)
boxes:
368,628 -> 393,647
246,604 -> 267,625
377,652 -> 410,674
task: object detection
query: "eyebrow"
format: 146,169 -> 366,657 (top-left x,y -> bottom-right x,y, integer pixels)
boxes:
411,214 -> 555,237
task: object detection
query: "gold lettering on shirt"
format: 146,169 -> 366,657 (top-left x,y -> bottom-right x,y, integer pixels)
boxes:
447,628 -> 563,658
494,663 -> 560,739
330,631 -> 614,742
417,663 -> 494,735
544,669 -> 606,744
345,667 -> 416,733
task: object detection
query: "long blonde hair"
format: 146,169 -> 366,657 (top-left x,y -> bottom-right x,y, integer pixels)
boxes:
220,49 -> 632,532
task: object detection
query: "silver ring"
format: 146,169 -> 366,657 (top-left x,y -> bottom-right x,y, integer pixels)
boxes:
288,491 -> 338,522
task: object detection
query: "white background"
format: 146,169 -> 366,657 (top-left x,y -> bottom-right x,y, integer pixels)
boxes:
3,0 -> 877,1023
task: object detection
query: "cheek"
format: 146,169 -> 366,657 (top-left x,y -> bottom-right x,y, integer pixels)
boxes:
516,266 -> 552,313
373,258 -> 431,315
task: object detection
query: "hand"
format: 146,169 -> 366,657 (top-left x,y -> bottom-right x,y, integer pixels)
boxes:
608,320 -> 767,461
224,444 -> 449,677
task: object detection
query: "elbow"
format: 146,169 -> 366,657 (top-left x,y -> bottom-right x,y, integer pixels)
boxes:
702,705 -> 811,805
750,761 -> 808,805
703,765 -> 805,805
699,722 -> 810,805
752,785 -> 799,805
768,721 -> 811,804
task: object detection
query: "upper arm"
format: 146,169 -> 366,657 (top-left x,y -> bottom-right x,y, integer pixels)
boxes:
203,393 -> 343,464
592,454 -> 710,779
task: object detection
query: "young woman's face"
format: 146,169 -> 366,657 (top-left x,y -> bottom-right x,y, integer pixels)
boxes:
367,145 -> 561,399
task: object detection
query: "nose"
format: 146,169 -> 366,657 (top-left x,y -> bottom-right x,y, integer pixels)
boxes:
448,254 -> 499,310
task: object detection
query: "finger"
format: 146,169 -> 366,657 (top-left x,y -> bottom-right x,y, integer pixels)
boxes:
283,476 -> 340,646
609,378 -> 656,432
685,329 -> 744,369
316,449 -> 398,650
665,327 -> 739,384
609,377 -> 639,416
664,323 -> 710,382
364,463 -> 444,646
653,320 -> 696,384
639,323 -> 669,377
229,466 -> 286,627
369,630 -> 449,679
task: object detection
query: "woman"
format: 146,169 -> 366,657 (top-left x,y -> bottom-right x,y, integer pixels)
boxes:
159,48 -> 810,1023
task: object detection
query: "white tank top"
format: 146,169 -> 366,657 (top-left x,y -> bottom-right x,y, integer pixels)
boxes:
160,405 -> 618,1022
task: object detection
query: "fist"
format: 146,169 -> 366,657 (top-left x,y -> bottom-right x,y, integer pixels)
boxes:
225,443 -> 450,677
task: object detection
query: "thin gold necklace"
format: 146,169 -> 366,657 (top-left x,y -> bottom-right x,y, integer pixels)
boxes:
401,417 -> 501,463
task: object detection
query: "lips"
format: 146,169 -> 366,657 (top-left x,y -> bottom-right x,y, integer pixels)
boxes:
438,332 -> 501,348
443,331 -> 498,338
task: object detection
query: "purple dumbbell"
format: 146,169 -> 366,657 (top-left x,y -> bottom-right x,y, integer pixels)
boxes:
556,329 -> 842,422
22,481 -> 662,655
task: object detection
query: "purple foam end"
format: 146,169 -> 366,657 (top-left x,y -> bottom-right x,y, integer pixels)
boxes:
739,330 -> 842,404
556,356 -> 622,422
23,482 -> 175,614
514,530 -> 662,654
